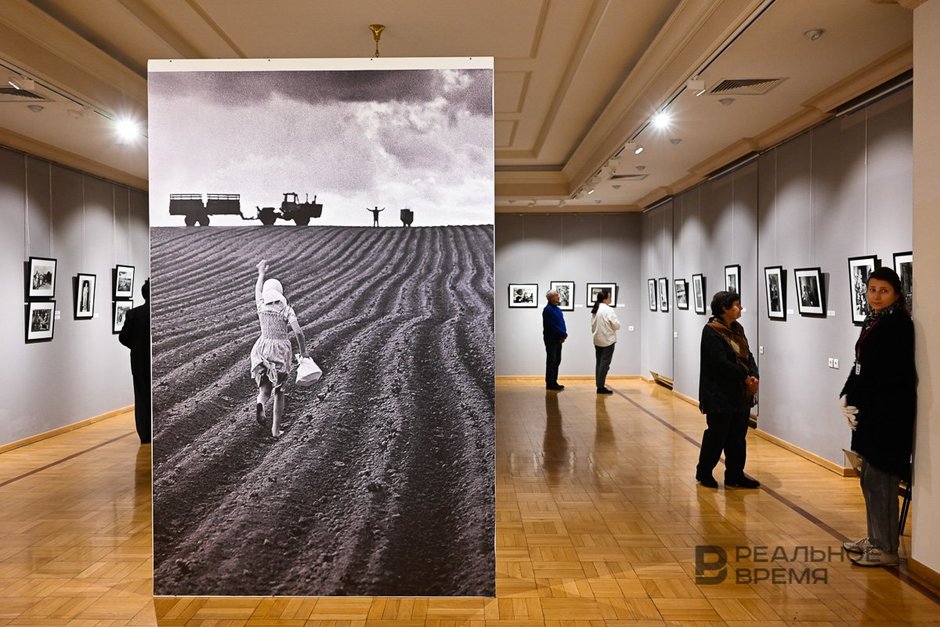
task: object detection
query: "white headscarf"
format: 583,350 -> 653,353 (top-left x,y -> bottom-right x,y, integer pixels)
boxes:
261,278 -> 287,305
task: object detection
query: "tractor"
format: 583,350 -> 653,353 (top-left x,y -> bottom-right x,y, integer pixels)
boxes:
257,193 -> 323,226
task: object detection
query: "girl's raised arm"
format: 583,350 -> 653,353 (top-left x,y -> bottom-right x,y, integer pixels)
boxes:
255,259 -> 267,301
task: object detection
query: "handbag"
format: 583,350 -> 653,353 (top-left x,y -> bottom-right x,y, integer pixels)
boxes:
295,354 -> 322,387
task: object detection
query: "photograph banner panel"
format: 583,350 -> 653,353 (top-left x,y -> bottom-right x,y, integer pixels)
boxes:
149,58 -> 495,597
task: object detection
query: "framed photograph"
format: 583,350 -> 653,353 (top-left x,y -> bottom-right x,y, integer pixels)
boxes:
508,283 -> 538,308
764,266 -> 786,320
847,256 -> 879,324
74,273 -> 97,319
647,279 -> 657,311
27,256 -> 57,299
724,264 -> 741,296
113,300 -> 133,333
674,279 -> 689,310
587,283 -> 617,308
114,264 -> 136,300
893,251 -> 912,310
25,301 -> 55,342
550,281 -> 575,312
794,267 -> 825,316
658,277 -> 669,312
692,274 -> 706,315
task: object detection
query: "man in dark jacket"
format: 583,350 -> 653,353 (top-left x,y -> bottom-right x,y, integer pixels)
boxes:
542,289 -> 567,391
119,278 -> 151,444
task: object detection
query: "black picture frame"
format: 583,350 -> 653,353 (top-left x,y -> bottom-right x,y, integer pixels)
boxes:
25,301 -> 55,342
764,266 -> 786,320
587,283 -> 617,308
847,255 -> 880,324
647,279 -> 657,311
893,251 -> 912,310
113,300 -> 133,333
508,283 -> 538,308
794,267 -> 825,316
658,277 -> 669,312
550,281 -> 575,312
692,273 -> 706,315
114,264 -> 136,300
724,264 -> 741,297
74,273 -> 97,320
675,279 -> 689,310
27,256 -> 57,299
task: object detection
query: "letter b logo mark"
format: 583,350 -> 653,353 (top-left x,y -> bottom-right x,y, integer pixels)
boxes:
695,545 -> 727,584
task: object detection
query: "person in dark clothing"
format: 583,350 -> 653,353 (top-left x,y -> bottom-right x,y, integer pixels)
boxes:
840,267 -> 915,567
695,291 -> 760,489
366,206 -> 385,226
119,278 -> 151,444
542,289 -> 567,391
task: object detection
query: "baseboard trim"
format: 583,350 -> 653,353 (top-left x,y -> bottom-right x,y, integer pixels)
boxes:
908,558 -> 940,595
0,406 -> 133,454
495,375 -> 643,383
753,427 -> 854,476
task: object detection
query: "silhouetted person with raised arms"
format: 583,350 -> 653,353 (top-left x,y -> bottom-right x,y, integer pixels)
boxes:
367,206 -> 385,227
119,278 -> 151,444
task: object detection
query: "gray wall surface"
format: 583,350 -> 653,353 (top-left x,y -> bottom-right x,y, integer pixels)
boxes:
640,202 -> 675,381
495,213 -> 641,377
0,145 -> 149,446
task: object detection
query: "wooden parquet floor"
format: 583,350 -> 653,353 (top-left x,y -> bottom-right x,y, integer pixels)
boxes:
1,379 -> 937,626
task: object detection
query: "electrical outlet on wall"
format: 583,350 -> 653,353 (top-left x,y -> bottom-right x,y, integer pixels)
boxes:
628,325 -> 635,331
759,346 -> 764,354
827,358 -> 834,368
833,358 -> 839,369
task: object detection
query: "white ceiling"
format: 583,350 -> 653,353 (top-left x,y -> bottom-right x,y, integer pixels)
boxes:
0,0 -> 915,211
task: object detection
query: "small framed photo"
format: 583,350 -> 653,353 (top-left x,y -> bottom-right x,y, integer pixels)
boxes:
74,273 -> 97,319
647,279 -> 657,311
675,279 -> 689,310
27,256 -> 57,299
508,283 -> 538,308
113,300 -> 133,333
587,283 -> 617,307
764,266 -> 786,320
658,277 -> 669,312
724,264 -> 741,296
550,281 -> 575,312
692,274 -> 706,315
794,267 -> 825,316
114,264 -> 136,300
893,251 -> 912,310
847,256 -> 879,324
26,301 -> 55,342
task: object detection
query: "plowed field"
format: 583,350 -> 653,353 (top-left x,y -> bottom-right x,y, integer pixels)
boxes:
150,225 -> 495,596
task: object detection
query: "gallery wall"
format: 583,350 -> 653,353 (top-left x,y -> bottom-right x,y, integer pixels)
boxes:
495,213 -> 641,378
0,144 -> 149,447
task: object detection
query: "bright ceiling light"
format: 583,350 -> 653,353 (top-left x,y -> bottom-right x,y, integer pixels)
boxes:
586,187 -> 595,195
651,110 -> 672,130
115,117 -> 141,143
634,144 -> 644,155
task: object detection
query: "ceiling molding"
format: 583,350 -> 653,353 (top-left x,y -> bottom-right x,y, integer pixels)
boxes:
116,0 -> 206,60
495,203 -> 637,214
803,43 -> 912,114
896,0 -> 926,10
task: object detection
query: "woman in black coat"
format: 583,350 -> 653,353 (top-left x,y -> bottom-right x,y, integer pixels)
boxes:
696,291 -> 760,489
840,267 -> 915,567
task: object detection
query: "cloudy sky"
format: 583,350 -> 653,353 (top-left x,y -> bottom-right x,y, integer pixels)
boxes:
148,62 -> 493,227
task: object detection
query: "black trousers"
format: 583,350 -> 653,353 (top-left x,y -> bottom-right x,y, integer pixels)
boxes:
131,359 -> 152,444
544,340 -> 562,387
696,409 -> 749,480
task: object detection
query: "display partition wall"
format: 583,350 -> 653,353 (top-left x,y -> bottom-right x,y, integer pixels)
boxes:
0,145 -> 149,447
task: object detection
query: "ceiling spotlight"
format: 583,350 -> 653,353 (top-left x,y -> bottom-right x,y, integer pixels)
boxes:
527,199 -> 537,207
115,117 -> 141,143
719,98 -> 735,106
634,144 -> 644,155
594,199 -> 602,204
651,110 -> 671,130
636,165 -> 646,171
686,78 -> 707,96
586,187 -> 595,195
612,184 -> 622,190
508,199 -> 516,204
803,28 -> 825,41
8,75 -> 36,91
670,138 -> 683,145
27,104 -> 44,113
558,200 -> 567,208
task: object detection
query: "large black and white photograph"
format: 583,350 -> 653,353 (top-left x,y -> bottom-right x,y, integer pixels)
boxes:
692,273 -> 706,315
658,277 -> 669,312
795,267 -> 825,316
74,273 -> 96,320
27,256 -> 57,299
509,283 -> 538,308
148,58 -> 495,597
764,266 -> 786,320
724,264 -> 741,297
25,301 -> 55,342
114,265 -> 135,300
550,281 -> 575,311
847,255 -> 879,324
893,251 -> 912,310
674,279 -> 688,310
587,282 -> 617,308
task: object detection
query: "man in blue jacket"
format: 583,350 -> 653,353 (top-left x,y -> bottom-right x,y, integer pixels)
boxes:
542,289 -> 568,391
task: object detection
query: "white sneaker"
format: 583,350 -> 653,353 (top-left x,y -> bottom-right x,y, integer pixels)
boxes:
851,546 -> 899,567
842,537 -> 873,554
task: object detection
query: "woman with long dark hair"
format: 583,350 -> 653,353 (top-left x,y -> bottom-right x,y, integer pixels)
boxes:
591,289 -> 620,394
840,267 -> 915,567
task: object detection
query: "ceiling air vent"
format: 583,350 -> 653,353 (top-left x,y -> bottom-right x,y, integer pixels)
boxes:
0,87 -> 45,102
708,78 -> 786,95
611,174 -> 648,181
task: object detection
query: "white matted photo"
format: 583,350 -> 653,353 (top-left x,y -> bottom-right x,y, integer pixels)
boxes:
724,264 -> 741,297
647,279 -> 657,311
847,255 -> 879,324
550,281 -> 575,312
893,251 -> 912,310
75,273 -> 97,319
674,279 -> 688,310
113,300 -> 133,333
509,283 -> 538,308
764,266 -> 786,320
692,273 -> 706,315
587,282 -> 617,308
114,265 -> 135,299
26,301 -> 55,342
794,267 -> 825,316
27,256 -> 57,299
658,277 -> 668,312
